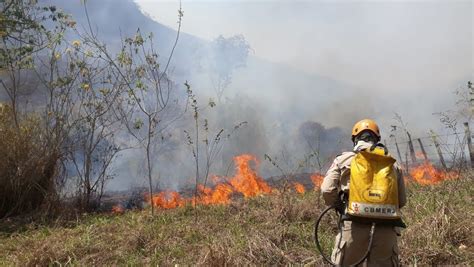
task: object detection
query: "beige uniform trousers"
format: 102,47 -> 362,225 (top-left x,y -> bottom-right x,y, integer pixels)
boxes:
331,221 -> 400,267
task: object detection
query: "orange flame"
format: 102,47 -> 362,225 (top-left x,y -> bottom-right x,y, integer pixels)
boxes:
228,154 -> 272,197
293,182 -> 305,194
310,174 -> 324,189
146,191 -> 185,209
409,161 -> 458,185
146,154 -> 273,210
194,183 -> 233,205
132,155 -> 462,213
111,205 -> 125,214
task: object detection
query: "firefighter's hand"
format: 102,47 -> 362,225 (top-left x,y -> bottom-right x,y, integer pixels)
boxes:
333,198 -> 345,214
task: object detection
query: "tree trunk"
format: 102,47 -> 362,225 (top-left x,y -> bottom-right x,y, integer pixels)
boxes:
147,116 -> 154,216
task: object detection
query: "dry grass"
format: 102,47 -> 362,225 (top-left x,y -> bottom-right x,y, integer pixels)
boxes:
0,105 -> 60,218
0,174 -> 472,266
400,175 -> 473,265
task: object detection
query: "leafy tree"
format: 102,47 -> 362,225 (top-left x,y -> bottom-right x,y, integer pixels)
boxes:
0,0 -> 74,216
1,0 -> 73,126
79,2 -> 185,214
207,35 -> 251,102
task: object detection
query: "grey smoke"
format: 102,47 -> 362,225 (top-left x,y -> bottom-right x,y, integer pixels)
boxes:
5,0 -> 471,191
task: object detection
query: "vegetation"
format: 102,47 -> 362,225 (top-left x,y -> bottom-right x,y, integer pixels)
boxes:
0,0 -> 186,214
0,174 -> 472,265
0,0 -> 472,265
0,0 -> 72,216
0,105 -> 60,217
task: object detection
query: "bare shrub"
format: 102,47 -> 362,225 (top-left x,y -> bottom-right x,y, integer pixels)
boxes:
0,105 -> 60,217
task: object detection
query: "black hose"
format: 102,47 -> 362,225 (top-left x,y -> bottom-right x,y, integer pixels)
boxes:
314,207 -> 376,266
314,206 -> 338,265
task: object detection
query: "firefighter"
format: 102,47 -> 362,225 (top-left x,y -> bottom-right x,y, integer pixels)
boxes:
321,119 -> 407,266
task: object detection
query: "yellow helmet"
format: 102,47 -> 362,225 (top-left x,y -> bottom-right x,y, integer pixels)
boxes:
352,119 -> 381,139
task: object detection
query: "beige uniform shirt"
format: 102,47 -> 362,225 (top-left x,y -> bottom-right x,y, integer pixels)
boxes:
321,141 -> 407,208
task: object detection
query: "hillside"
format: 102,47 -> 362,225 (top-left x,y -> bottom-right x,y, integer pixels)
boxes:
1,1 -> 472,266
46,0 -> 355,115
0,174 -> 472,265
4,0 -> 359,192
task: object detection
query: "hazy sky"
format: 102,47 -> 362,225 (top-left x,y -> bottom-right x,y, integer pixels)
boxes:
135,0 -> 473,95
97,0 -> 474,189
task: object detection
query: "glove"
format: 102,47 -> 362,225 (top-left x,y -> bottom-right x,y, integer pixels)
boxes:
370,143 -> 388,155
334,197 -> 346,215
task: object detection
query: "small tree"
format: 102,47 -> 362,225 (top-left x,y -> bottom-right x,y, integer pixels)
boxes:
207,35 -> 250,102
79,3 -> 184,215
63,42 -> 124,210
19,6 -> 125,210
184,82 -> 247,204
1,0 -> 72,126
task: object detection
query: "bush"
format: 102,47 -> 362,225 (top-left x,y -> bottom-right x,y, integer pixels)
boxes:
0,104 -> 60,217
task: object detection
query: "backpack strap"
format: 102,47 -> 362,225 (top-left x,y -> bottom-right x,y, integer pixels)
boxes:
341,214 -> 407,228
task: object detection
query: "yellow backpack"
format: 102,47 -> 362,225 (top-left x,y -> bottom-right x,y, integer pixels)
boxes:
347,146 -> 401,221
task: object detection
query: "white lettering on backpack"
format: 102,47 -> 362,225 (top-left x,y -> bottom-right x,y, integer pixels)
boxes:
350,202 -> 398,218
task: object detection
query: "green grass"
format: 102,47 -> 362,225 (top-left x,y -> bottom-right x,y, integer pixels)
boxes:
0,175 -> 472,265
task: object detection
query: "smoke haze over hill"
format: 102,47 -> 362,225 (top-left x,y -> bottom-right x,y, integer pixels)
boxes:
7,0 -> 473,191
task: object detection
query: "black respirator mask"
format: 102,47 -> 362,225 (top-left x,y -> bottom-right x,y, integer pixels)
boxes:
353,131 -> 380,146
